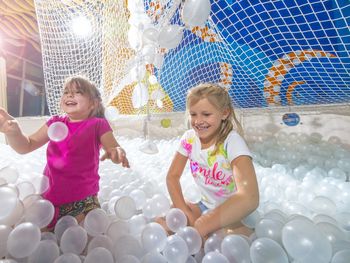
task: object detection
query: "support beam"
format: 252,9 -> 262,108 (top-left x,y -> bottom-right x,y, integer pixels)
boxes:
0,57 -> 7,110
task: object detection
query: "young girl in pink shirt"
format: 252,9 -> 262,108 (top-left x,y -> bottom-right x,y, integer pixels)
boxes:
0,75 -> 129,229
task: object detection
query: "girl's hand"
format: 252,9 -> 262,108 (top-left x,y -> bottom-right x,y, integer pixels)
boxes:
0,108 -> 19,135
100,146 -> 130,168
184,209 -> 198,226
183,203 -> 202,227
193,215 -> 209,240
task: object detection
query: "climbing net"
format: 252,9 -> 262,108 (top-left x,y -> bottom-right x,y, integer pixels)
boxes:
35,0 -> 350,115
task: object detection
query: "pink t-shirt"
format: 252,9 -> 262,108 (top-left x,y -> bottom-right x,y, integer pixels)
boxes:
43,115 -> 112,205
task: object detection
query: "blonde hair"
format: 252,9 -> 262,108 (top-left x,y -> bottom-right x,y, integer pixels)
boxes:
186,83 -> 243,155
63,75 -> 105,118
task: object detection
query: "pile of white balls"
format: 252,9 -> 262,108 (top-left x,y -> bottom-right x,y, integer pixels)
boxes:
0,131 -> 350,263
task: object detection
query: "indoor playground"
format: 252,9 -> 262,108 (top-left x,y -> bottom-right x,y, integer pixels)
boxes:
0,0 -> 349,262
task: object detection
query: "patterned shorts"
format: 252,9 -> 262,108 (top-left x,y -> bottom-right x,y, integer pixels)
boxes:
48,195 -> 100,229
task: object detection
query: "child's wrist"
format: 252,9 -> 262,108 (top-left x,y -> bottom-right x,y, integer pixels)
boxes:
116,146 -> 126,155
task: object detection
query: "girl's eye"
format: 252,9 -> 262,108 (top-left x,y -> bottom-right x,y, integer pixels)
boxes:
203,113 -> 211,117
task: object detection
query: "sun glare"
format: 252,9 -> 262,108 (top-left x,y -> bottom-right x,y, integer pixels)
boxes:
71,16 -> 92,38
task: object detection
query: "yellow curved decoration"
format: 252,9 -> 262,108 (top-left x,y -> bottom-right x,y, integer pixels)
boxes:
191,26 -> 221,43
219,62 -> 232,90
286,81 -> 305,106
264,50 -> 336,106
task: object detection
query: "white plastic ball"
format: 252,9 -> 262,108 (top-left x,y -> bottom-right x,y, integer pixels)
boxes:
47,122 -> 68,142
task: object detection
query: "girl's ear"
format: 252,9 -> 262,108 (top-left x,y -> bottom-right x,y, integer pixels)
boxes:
222,108 -> 230,120
89,99 -> 98,113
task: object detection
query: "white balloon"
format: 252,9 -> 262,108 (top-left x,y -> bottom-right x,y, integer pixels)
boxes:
128,13 -> 151,30
158,25 -> 184,50
128,26 -> 143,51
142,27 -> 159,44
182,0 -> 211,27
130,65 -> 146,82
142,44 -> 157,64
132,83 -> 149,109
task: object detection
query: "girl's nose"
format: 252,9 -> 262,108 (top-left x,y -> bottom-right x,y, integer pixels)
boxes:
195,118 -> 203,125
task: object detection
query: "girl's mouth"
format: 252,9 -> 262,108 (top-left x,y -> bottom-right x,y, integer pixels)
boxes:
65,101 -> 77,106
195,125 -> 209,131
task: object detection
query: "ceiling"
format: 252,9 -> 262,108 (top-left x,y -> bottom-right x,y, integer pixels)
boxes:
0,0 -> 40,52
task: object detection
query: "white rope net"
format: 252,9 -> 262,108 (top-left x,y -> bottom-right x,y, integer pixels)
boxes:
34,0 -> 350,115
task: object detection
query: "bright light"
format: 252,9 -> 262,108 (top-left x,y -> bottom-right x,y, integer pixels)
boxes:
71,16 -> 92,38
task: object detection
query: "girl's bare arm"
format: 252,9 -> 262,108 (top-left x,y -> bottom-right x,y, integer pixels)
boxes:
0,108 -> 49,154
166,152 -> 199,225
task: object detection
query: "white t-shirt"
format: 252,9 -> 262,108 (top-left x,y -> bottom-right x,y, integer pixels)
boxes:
177,129 -> 252,209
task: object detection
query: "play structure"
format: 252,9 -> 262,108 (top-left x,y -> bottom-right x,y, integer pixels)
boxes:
30,0 -> 349,115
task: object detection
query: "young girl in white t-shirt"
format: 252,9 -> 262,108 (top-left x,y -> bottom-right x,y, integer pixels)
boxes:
166,83 -> 259,239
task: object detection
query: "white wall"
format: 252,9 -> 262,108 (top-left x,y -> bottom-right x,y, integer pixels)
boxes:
0,116 -> 48,144
1,106 -> 349,146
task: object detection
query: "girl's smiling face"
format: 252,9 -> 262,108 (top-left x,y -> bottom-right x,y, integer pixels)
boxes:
189,98 -> 228,148
60,83 -> 95,122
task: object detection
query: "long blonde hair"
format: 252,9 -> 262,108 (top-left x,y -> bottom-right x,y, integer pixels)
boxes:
186,83 -> 243,155
62,75 -> 105,118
